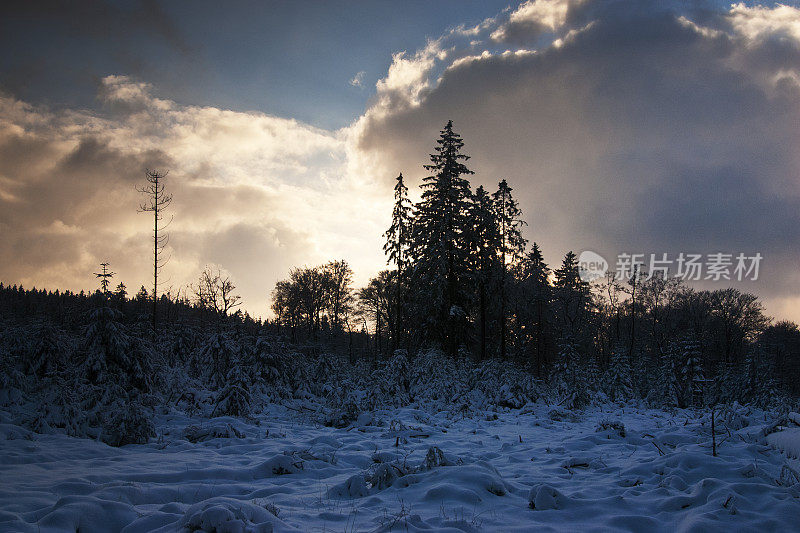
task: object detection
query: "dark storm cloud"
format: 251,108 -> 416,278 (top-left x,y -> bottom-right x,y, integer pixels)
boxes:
0,0 -> 196,113
0,134 -> 170,228
2,0 -> 191,55
356,0 -> 800,306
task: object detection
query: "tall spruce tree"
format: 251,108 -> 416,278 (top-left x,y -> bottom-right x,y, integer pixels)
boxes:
470,185 -> 501,360
519,242 -> 551,375
384,173 -> 413,350
744,343 -> 778,407
679,335 -> 704,407
411,120 -> 474,357
493,179 -> 527,359
553,251 -> 590,344
113,282 -> 127,301
605,343 -> 634,403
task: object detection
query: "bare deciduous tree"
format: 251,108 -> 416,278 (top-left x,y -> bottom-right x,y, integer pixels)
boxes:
194,266 -> 242,316
271,260 -> 354,339
323,260 -> 354,332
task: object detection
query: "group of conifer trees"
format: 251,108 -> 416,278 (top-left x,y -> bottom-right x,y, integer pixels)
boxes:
382,120 -> 531,360
374,120 -> 600,366
342,120 -> 799,404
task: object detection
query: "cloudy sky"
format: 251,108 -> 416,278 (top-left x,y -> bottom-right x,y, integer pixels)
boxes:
1,0 -> 799,322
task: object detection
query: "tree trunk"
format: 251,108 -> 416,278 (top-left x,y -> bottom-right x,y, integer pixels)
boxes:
536,298 -> 543,377
152,202 -> 158,334
480,280 -> 487,361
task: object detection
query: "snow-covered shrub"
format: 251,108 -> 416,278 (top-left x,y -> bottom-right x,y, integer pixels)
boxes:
323,388 -> 366,428
420,446 -> 458,470
647,349 -> 679,407
24,320 -> 71,377
549,342 -> 593,409
372,350 -> 411,406
328,474 -> 369,499
179,497 -> 283,532
367,461 -> 411,490
99,394 -> 156,447
249,336 -> 301,395
409,349 -> 469,405
603,345 -> 634,403
82,307 -> 126,384
193,332 -> 239,389
711,362 -> 743,405
472,359 -> 540,410
261,501 -> 281,518
27,378 -> 86,437
779,464 -> 800,487
550,342 -> 576,393
183,422 -> 245,442
82,307 -> 154,391
166,324 -> 199,366
548,407 -> 581,422
32,378 -> 156,446
675,336 -> 704,408
717,403 -> 750,431
0,335 -> 26,393
215,363 -> 251,417
743,344 -> 779,408
310,352 -> 343,397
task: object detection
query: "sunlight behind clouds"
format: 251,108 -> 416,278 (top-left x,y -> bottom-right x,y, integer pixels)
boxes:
2,0 -> 800,323
0,76 -> 390,316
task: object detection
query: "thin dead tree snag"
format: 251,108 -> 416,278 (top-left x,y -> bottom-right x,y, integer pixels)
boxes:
137,169 -> 172,334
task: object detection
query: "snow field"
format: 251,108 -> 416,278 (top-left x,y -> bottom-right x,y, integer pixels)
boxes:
1,404 -> 799,532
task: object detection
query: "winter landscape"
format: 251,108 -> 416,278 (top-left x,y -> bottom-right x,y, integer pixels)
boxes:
3,1 -> 800,531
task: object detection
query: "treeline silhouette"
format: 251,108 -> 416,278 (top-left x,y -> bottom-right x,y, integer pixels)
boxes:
0,282 -> 262,335
1,120 -> 799,447
271,120 -> 800,405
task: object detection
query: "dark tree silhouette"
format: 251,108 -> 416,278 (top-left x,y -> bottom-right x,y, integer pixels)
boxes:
384,173 -> 413,350
194,266 -> 242,317
517,242 -> 551,375
553,251 -> 590,344
94,262 -> 116,298
114,282 -> 127,301
469,185 -> 500,360
271,261 -> 355,341
411,120 -> 474,357
493,179 -> 527,359
324,260 -> 355,333
137,169 -> 172,334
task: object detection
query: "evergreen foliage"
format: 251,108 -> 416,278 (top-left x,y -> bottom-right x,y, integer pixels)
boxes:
410,120 -> 475,356
604,344 -> 634,403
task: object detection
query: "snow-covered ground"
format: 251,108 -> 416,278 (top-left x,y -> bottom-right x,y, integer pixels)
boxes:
1,403 -> 799,532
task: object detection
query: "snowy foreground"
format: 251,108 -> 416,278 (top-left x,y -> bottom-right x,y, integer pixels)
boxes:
1,403 -> 799,532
